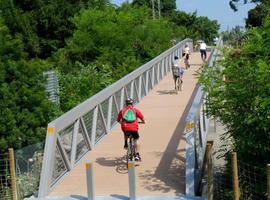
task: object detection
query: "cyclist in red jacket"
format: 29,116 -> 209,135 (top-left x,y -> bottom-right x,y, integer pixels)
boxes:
117,97 -> 145,161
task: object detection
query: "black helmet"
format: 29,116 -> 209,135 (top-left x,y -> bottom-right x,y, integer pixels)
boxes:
125,97 -> 134,105
174,56 -> 179,59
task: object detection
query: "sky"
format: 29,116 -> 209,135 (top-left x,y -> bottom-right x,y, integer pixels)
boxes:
111,0 -> 256,31
177,0 -> 256,31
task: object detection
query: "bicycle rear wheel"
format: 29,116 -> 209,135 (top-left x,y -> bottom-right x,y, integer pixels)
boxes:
179,78 -> 183,91
126,137 -> 135,167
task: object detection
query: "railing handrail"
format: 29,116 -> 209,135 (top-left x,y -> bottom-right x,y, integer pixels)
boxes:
38,38 -> 193,197
185,37 -> 223,196
49,38 -> 192,132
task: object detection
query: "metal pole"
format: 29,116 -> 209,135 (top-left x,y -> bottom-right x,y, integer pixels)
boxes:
206,143 -> 213,200
151,0 -> 155,19
128,162 -> 136,200
8,148 -> 17,200
86,163 -> 94,200
213,117 -> 216,133
232,152 -> 240,200
267,164 -> 270,200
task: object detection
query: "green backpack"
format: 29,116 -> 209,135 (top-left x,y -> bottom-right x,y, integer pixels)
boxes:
123,109 -> 136,122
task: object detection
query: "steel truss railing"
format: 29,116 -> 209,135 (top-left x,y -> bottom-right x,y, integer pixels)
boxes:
185,38 -> 223,196
38,39 -> 193,197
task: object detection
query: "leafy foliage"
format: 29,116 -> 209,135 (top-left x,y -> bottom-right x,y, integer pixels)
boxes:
56,4 -> 174,110
229,0 -> 270,28
0,19 -> 59,152
170,11 -> 219,44
132,0 -> 176,17
199,17 -> 270,168
0,0 -> 88,59
0,1 -> 220,152
246,1 -> 270,27
222,26 -> 246,47
229,0 -> 260,12
58,62 -> 113,111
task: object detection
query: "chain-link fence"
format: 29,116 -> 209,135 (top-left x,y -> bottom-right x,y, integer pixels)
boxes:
212,150 -> 268,200
205,120 -> 269,200
237,161 -> 267,200
15,142 -> 44,199
0,152 -> 12,200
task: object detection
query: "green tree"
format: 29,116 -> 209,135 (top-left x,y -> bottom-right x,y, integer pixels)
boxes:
246,2 -> 270,27
229,0 -> 262,11
0,19 -> 59,152
222,26 -> 246,47
55,4 -> 173,111
228,0 -> 270,28
58,62 -> 113,111
192,16 -> 220,44
132,0 -> 176,17
199,17 -> 270,168
0,0 -> 88,59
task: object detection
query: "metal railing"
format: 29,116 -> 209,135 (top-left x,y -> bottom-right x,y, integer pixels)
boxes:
185,37 -> 223,196
38,38 -> 193,197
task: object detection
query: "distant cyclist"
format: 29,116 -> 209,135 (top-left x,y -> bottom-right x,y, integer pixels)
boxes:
182,44 -> 190,69
172,56 -> 184,91
199,41 -> 207,61
117,98 -> 145,161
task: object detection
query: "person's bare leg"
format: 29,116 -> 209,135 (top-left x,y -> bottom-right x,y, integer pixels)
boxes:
135,139 -> 140,154
134,139 -> 141,161
124,135 -> 128,149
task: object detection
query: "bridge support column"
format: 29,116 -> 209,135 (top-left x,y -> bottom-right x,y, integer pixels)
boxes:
128,162 -> 136,200
86,163 -> 95,200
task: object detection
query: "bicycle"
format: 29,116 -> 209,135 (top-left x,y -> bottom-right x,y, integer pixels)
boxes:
175,75 -> 183,94
126,135 -> 137,166
125,122 -> 144,166
184,57 -> 190,69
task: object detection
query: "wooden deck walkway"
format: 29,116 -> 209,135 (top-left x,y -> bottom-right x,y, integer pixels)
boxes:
49,52 -> 204,197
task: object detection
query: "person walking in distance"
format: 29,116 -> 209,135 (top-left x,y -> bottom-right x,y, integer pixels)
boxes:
117,98 -> 145,161
199,41 -> 207,61
182,44 -> 190,69
172,56 -> 183,91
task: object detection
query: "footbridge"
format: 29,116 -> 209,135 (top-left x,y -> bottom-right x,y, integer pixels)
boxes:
37,38 -> 223,200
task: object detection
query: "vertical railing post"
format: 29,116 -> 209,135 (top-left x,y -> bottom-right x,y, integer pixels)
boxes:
130,81 -> 134,99
120,87 -> 125,110
232,152 -> 240,200
214,117 -> 217,133
128,162 -> 136,200
151,66 -> 155,87
167,55 -> 170,73
145,71 -> 149,94
157,63 -> 160,82
206,143 -> 213,200
70,120 -> 79,168
107,96 -> 113,131
86,163 -> 94,200
38,124 -> 57,197
138,76 -> 142,101
8,148 -> 17,200
267,164 -> 270,200
91,106 -> 98,147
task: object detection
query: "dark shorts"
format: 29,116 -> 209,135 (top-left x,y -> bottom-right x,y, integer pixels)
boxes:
173,75 -> 180,80
124,131 -> 139,140
182,53 -> 189,60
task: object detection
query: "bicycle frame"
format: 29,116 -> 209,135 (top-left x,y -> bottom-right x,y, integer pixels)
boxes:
126,136 -> 136,164
174,75 -> 183,94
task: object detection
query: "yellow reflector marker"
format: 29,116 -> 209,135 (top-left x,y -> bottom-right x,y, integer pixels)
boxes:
128,162 -> 134,169
186,122 -> 194,129
86,163 -> 92,169
47,127 -> 54,134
